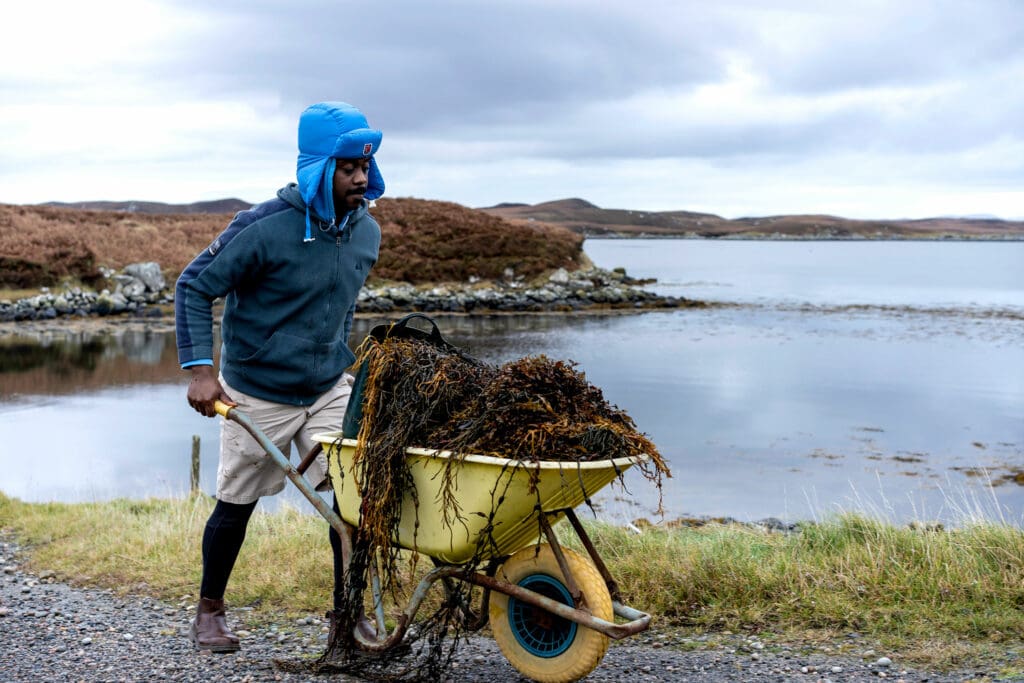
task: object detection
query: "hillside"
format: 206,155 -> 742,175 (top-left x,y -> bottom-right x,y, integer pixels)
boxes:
43,198 -> 252,215
480,198 -> 1024,240
0,199 -> 584,289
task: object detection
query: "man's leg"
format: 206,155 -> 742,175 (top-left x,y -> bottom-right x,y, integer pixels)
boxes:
295,374 -> 376,641
327,494 -> 376,642
191,376 -> 304,653
328,494 -> 348,610
293,372 -> 356,611
190,499 -> 256,652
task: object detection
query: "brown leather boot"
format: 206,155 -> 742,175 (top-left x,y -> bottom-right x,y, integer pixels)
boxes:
189,597 -> 240,653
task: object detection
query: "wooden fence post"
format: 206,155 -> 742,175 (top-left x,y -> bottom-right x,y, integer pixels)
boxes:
190,435 -> 201,494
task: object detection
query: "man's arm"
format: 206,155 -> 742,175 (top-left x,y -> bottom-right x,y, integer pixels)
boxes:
175,212 -> 262,416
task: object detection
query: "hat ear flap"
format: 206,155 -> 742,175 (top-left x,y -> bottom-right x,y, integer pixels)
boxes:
297,155 -> 328,205
365,158 -> 385,200
320,157 -> 337,222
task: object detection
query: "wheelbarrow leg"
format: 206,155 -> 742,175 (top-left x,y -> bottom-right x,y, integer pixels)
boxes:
368,551 -> 386,637
537,513 -> 586,609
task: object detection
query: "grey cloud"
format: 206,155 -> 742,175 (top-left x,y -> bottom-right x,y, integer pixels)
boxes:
153,1 -> 736,130
149,0 -> 1023,165
746,1 -> 1024,94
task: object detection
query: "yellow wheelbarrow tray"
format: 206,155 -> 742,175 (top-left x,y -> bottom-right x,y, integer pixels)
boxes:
215,400 -> 652,683
319,435 -> 642,564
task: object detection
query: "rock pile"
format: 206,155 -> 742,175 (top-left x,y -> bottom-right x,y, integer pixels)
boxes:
0,262 -> 170,322
357,267 -> 696,314
0,264 -> 698,323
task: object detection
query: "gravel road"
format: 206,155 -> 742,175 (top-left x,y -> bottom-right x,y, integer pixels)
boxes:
0,534 -> 1008,683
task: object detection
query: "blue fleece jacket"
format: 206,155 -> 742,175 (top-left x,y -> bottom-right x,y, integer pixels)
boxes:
174,183 -> 381,405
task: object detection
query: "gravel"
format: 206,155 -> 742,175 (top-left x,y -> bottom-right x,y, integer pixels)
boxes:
0,533 -> 1009,682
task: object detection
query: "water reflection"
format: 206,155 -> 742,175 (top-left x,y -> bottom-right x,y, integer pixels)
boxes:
0,335 -> 108,374
0,330 -> 181,401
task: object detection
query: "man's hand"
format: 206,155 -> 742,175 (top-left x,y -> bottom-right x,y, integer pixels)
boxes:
187,365 -> 236,417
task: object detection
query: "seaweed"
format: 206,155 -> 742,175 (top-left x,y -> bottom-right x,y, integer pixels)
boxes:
315,330 -> 669,680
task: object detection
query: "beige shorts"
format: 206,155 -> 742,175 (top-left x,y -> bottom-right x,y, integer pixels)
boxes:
216,373 -> 354,504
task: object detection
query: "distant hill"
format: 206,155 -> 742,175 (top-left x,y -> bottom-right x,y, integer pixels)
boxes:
480,198 -> 1024,240
42,198 -> 253,215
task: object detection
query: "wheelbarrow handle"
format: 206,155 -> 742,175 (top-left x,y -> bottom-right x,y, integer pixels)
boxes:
214,400 -> 234,418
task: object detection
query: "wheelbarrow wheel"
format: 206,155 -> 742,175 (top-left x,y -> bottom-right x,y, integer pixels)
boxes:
489,544 -> 612,683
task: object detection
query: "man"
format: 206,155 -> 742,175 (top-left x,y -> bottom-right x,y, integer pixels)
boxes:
175,101 -> 383,652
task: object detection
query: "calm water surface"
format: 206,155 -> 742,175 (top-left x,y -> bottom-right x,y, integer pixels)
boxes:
1,240 -> 1021,526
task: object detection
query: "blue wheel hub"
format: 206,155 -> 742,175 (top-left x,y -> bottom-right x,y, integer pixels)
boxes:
508,573 -> 578,657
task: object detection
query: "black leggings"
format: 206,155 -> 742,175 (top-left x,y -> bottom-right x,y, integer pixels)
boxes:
199,499 -> 257,600
200,496 -> 346,607
328,496 -> 346,609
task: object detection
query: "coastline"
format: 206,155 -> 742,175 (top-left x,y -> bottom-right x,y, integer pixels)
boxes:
583,232 -> 1024,242
0,265 -> 703,331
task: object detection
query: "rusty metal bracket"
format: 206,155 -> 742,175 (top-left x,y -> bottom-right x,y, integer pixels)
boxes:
563,507 -> 622,602
295,441 -> 323,476
537,511 -> 587,610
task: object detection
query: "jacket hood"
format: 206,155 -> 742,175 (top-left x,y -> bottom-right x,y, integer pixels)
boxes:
295,102 -> 384,241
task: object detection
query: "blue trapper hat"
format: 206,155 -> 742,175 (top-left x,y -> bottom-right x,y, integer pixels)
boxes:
296,102 -> 384,241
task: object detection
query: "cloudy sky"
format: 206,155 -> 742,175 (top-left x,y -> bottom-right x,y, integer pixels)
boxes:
2,0 -> 1022,219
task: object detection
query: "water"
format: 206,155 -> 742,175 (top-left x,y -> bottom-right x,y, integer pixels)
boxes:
1,239 -> 1021,526
588,239 -> 1024,310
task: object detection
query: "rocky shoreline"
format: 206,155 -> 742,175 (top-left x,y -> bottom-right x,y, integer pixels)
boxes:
0,262 -> 700,324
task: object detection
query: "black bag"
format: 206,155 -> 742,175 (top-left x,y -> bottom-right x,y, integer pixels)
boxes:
341,313 -> 457,438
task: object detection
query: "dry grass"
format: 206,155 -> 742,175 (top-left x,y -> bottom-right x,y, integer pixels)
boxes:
0,198 -> 584,289
373,197 -> 583,282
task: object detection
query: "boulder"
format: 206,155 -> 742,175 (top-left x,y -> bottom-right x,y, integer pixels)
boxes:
123,262 -> 166,293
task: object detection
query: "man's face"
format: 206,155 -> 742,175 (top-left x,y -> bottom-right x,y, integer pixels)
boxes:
333,158 -> 371,211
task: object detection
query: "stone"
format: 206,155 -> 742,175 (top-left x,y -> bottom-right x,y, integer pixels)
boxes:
548,267 -> 570,284
123,262 -> 166,292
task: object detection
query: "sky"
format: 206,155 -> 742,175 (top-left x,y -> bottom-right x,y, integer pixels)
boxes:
1,0 -> 1022,220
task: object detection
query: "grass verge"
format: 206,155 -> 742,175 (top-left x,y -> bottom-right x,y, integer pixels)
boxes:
1,492 -> 1021,670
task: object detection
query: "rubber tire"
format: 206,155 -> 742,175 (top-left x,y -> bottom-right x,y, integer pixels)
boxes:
490,544 -> 612,683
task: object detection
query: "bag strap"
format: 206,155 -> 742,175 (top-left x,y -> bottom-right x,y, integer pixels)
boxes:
368,312 -> 455,351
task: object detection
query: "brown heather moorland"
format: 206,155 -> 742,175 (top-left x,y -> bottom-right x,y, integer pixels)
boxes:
0,199 -> 584,290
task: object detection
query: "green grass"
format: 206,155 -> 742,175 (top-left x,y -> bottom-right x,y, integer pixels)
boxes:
1,492 -> 1021,670
0,494 -> 336,610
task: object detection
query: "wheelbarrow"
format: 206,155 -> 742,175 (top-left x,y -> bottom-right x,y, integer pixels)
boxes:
214,401 -> 652,683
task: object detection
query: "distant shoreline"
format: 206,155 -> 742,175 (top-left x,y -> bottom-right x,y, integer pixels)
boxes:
583,233 -> 1024,242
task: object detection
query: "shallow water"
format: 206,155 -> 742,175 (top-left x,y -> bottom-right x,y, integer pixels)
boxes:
1,239 -> 1021,527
